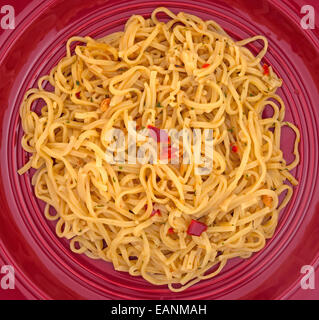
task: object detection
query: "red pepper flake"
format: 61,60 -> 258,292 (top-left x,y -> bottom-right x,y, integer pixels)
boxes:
168,227 -> 174,234
151,209 -> 161,217
161,145 -> 178,160
263,64 -> 270,76
147,125 -> 169,144
187,219 -> 207,236
202,63 -> 210,68
146,203 -> 161,216
231,145 -> 238,153
75,91 -> 81,99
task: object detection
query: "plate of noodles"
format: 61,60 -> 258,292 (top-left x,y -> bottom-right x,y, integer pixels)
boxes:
0,0 -> 319,300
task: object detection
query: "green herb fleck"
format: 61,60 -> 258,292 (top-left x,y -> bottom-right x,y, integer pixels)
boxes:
227,128 -> 234,133
285,122 -> 291,128
113,177 -> 116,182
76,80 -> 80,86
119,166 -> 123,170
156,102 -> 163,108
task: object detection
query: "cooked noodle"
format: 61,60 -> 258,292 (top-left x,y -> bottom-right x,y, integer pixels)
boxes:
18,7 -> 300,292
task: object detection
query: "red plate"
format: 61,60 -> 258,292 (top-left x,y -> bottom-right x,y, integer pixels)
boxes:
0,0 -> 319,300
